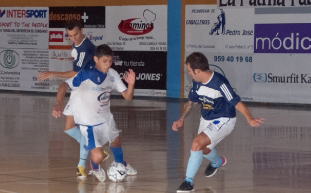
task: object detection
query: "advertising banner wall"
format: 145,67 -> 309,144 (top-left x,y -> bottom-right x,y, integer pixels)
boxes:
185,5 -> 311,104
113,51 -> 166,97
0,7 -> 49,49
0,5 -> 167,97
185,5 -> 254,53
106,6 -> 167,51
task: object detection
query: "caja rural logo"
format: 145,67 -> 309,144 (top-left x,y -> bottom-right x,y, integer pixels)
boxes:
118,9 -> 156,36
0,50 -> 19,69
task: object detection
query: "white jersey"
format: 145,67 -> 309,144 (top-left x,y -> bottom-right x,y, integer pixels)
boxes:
64,68 -> 126,125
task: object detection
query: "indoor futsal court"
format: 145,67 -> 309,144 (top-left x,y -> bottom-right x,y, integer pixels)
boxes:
0,91 -> 311,193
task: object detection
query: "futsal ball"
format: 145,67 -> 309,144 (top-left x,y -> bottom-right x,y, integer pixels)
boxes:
107,162 -> 127,182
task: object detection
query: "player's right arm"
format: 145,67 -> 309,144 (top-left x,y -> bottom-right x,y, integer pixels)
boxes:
172,100 -> 198,131
52,82 -> 69,118
38,70 -> 77,81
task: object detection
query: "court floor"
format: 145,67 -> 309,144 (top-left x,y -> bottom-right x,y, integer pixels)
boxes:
0,91 -> 311,193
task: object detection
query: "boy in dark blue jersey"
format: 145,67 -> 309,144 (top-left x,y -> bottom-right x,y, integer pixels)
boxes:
173,52 -> 264,192
37,20 -> 108,179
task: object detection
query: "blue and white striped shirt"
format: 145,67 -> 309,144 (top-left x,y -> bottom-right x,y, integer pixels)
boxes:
188,71 -> 241,120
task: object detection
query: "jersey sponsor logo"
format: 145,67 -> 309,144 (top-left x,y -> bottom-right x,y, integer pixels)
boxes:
98,92 -> 111,105
118,9 -> 156,35
203,103 -> 214,110
0,50 -> 19,69
49,31 -> 63,42
2,9 -> 47,18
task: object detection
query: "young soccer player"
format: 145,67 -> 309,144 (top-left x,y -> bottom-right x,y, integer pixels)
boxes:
52,44 -> 137,182
38,20 -> 109,178
173,52 -> 264,192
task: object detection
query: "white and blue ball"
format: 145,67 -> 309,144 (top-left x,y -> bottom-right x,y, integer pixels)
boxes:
107,162 -> 127,182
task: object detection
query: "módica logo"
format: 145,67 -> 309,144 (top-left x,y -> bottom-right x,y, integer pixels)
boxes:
118,9 -> 156,36
0,50 -> 19,69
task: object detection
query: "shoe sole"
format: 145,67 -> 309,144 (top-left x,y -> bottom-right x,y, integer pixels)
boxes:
126,171 -> 137,176
77,176 -> 87,179
177,189 -> 195,192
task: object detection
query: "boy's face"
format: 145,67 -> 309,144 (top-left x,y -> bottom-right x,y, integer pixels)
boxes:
94,55 -> 113,73
66,27 -> 84,46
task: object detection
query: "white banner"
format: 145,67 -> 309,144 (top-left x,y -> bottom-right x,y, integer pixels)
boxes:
0,7 -> 49,49
106,6 -> 167,51
0,49 -> 72,92
185,5 -> 311,104
185,5 -> 254,53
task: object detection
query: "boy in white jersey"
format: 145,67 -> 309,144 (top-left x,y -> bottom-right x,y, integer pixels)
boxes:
173,52 -> 264,192
39,20 -> 109,178
52,44 -> 137,182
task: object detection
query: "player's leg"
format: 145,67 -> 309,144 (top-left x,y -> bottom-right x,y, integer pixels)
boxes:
110,136 -> 137,175
177,132 -> 211,192
89,147 -> 106,182
81,124 -> 107,182
63,116 -> 88,178
202,117 -> 236,177
203,147 -> 227,177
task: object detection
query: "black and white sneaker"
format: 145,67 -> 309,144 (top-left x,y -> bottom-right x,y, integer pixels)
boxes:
177,181 -> 194,192
205,157 -> 227,177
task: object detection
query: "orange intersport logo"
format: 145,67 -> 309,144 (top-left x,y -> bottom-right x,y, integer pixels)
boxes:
118,9 -> 156,36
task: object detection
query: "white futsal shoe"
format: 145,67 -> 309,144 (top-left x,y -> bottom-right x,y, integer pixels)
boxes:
91,167 -> 106,182
125,162 -> 137,175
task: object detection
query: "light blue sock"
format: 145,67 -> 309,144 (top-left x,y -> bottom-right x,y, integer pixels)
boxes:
64,127 -> 81,143
78,134 -> 89,167
203,148 -> 222,167
185,150 -> 203,185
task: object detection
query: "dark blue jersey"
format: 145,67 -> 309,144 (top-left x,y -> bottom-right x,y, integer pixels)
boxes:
188,72 -> 241,120
71,37 -> 95,72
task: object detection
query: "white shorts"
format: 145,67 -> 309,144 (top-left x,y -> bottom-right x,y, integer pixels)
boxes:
63,99 -> 73,116
80,117 -> 120,150
63,90 -> 78,116
198,117 -> 236,150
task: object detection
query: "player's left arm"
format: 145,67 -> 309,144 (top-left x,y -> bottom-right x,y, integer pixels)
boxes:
38,70 -> 77,81
121,69 -> 135,100
235,102 -> 264,126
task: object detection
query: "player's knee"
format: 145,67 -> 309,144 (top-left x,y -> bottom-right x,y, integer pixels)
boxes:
191,138 -> 204,151
92,153 -> 104,164
110,136 -> 122,147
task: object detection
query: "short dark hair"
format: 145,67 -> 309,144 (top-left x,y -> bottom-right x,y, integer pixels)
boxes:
95,44 -> 113,58
65,20 -> 83,30
185,52 -> 209,71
